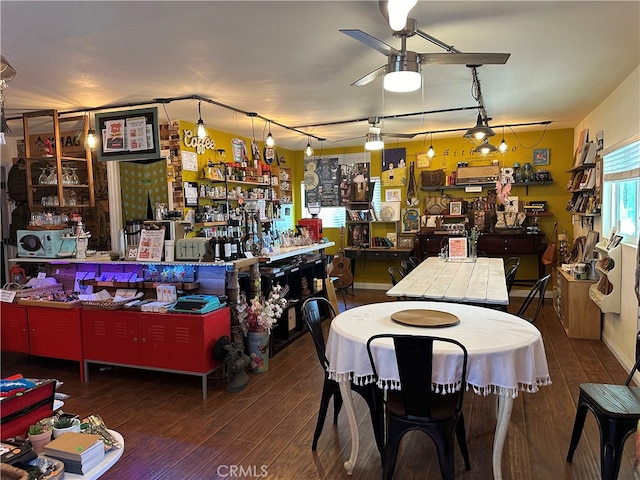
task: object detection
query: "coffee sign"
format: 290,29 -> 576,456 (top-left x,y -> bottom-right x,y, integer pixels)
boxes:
182,129 -> 216,154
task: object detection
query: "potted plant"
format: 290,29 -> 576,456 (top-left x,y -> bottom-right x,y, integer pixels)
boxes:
28,421 -> 52,453
52,415 -> 81,438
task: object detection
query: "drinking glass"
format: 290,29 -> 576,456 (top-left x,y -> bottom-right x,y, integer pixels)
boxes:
46,167 -> 58,185
70,167 -> 79,185
38,167 -> 49,185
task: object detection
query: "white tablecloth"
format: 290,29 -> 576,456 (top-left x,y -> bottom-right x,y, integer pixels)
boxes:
326,301 -> 551,398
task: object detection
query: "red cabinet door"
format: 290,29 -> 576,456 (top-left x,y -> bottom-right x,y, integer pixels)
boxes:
82,309 -> 139,365
28,307 -> 82,361
0,303 -> 29,353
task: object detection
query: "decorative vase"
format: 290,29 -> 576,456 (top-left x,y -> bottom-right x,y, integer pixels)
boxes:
469,240 -> 478,259
246,331 -> 270,373
28,430 -> 52,453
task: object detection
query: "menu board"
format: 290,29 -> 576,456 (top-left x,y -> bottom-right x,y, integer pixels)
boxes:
304,157 -> 340,207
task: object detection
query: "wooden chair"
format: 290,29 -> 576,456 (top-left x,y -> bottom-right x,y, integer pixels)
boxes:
516,274 -> 551,323
388,266 -> 405,286
366,334 -> 471,480
301,297 -> 384,457
566,331 -> 640,480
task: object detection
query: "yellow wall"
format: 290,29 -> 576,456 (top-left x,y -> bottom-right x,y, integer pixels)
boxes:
174,121 -> 574,286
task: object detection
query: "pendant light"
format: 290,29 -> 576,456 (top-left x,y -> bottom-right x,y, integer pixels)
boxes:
84,114 -> 98,151
304,137 -> 314,158
426,132 -> 435,158
463,112 -> 495,144
499,126 -> 508,152
473,138 -> 498,155
195,100 -> 207,139
265,121 -> 276,148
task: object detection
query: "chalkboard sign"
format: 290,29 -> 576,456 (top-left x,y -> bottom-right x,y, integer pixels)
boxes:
304,157 -> 341,207
95,107 -> 162,162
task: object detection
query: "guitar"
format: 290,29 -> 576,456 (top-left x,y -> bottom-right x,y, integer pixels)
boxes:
331,226 -> 354,290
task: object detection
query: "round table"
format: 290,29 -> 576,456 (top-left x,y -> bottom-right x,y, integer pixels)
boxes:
325,301 -> 551,479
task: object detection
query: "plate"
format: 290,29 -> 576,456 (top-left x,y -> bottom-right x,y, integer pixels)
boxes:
391,309 -> 460,328
304,171 -> 319,190
380,206 -> 395,221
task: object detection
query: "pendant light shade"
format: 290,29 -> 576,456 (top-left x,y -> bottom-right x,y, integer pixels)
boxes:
464,113 -> 495,143
473,138 -> 498,155
196,101 -> 207,139
388,0 -> 418,31
364,127 -> 384,151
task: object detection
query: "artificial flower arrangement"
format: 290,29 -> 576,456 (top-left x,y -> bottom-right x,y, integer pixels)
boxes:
236,284 -> 289,336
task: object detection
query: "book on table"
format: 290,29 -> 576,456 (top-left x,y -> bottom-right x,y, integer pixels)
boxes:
44,432 -> 104,473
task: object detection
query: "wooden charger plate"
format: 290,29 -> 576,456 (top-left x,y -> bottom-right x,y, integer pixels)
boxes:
391,309 -> 460,328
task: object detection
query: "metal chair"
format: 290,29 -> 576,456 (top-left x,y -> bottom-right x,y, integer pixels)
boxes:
388,266 -> 405,286
301,297 -> 384,457
505,262 -> 520,294
567,331 -> 640,480
366,334 -> 471,480
400,260 -> 414,275
504,256 -> 520,272
409,256 -> 421,267
516,274 -> 551,323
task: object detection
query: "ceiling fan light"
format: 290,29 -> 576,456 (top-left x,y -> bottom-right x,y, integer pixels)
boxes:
388,0 -> 418,31
384,52 -> 421,92
365,127 -> 384,151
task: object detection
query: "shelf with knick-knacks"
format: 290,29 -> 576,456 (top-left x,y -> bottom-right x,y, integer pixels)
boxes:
588,239 -> 621,313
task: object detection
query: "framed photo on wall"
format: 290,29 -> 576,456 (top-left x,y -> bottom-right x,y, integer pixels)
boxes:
449,201 -> 462,216
533,148 -> 550,165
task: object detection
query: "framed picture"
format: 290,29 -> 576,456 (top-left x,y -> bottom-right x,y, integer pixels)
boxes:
449,201 -> 462,216
401,208 -> 420,234
385,188 -> 401,202
448,237 -> 468,259
126,245 -> 139,260
533,148 -> 550,166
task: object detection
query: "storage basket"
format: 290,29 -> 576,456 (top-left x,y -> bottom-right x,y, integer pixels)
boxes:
80,298 -> 130,310
0,464 -> 29,480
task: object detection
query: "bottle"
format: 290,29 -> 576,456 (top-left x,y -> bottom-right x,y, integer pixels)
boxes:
223,228 -> 232,260
219,228 -> 228,261
236,226 -> 245,257
210,228 -> 219,261
230,226 -> 238,260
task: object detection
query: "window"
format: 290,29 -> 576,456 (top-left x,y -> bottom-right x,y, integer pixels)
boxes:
602,136 -> 640,246
300,176 -> 381,228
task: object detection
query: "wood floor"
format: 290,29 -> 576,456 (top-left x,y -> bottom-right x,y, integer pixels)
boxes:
1,289 -> 637,480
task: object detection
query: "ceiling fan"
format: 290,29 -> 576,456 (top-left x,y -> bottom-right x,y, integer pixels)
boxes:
340,17 -> 510,92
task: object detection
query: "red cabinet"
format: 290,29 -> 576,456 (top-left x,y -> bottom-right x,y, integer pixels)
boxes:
0,303 -> 29,353
82,307 -> 230,399
28,306 -> 83,362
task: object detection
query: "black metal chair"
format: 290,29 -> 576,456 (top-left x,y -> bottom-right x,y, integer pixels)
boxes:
566,331 -> 640,480
400,260 -> 414,275
388,266 -> 405,286
409,256 -> 421,267
504,256 -> 520,272
505,262 -> 520,294
366,334 -> 471,480
301,297 -> 384,457
516,274 -> 551,323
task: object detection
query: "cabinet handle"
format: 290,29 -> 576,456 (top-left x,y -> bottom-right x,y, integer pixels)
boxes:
141,338 -> 146,343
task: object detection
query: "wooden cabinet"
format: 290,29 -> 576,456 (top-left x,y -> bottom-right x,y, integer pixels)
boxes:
272,166 -> 292,204
554,267 -> 600,339
82,307 -> 230,399
23,110 -> 95,210
0,303 -> 29,353
589,240 -> 621,313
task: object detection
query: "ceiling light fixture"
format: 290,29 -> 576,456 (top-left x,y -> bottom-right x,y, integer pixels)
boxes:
265,121 -> 276,148
304,137 -> 314,158
473,138 -> 498,155
388,0 -> 418,31
427,132 -> 435,158
364,126 -> 384,151
464,112 -> 496,143
383,51 -> 421,93
195,100 -> 207,139
499,126 -> 508,152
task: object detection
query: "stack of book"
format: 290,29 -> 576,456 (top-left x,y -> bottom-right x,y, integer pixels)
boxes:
44,432 -> 104,475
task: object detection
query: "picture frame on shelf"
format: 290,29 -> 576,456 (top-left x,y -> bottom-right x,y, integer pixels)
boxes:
533,148 -> 550,166
449,201 -> 462,216
448,237 -> 468,259
401,208 -> 420,234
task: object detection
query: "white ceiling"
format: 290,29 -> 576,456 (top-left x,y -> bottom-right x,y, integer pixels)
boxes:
2,1 -> 639,152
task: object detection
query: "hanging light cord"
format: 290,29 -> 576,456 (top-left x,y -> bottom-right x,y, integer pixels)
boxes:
507,123 -> 550,149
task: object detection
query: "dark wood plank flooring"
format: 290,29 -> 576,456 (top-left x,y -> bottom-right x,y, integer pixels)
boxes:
1,289 -> 637,479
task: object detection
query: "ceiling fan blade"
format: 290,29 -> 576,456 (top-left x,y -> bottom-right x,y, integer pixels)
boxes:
340,29 -> 400,56
351,64 -> 387,86
382,132 -> 418,138
419,52 -> 511,66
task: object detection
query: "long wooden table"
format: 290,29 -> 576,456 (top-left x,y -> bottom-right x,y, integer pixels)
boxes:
386,256 -> 509,306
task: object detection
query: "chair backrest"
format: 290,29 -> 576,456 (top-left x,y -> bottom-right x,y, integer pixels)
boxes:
516,274 -> 551,323
366,334 -> 468,418
504,256 -> 521,272
409,256 -> 421,267
400,260 -> 414,275
624,330 -> 640,386
301,297 -> 337,371
505,263 -> 520,294
388,266 -> 405,286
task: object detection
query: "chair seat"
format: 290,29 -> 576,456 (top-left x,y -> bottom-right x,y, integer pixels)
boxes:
580,383 -> 640,416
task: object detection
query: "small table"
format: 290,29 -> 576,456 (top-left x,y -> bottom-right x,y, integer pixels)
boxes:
387,256 -> 509,307
325,301 -> 551,479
